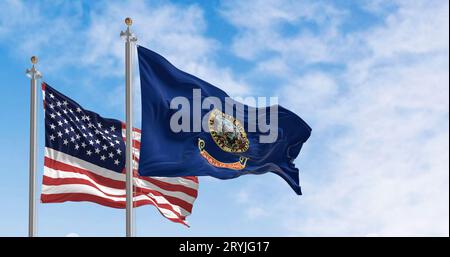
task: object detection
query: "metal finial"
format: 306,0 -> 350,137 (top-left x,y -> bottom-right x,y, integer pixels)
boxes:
120,18 -> 137,42
125,17 -> 132,26
26,56 -> 42,79
31,56 -> 38,65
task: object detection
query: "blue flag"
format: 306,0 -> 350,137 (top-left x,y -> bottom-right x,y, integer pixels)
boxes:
137,45 -> 311,194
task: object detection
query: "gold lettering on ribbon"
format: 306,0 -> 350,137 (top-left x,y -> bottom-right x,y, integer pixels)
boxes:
198,138 -> 248,170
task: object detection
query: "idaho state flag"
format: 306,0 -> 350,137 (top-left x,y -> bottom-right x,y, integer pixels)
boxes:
137,45 -> 311,195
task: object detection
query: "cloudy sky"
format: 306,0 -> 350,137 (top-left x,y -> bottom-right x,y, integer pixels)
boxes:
0,0 -> 448,236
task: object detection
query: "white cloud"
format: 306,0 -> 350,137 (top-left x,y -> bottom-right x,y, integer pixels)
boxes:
65,232 -> 79,237
281,72 -> 338,112
81,0 -> 248,95
1,0 -> 447,236
245,206 -> 269,220
0,0 -> 248,96
226,0 -> 449,236
220,0 -> 346,66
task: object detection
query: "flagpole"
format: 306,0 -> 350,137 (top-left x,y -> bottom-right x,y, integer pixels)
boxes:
26,56 -> 41,237
121,17 -> 137,237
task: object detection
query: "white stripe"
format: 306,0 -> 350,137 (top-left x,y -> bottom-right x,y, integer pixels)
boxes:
45,147 -> 198,191
44,167 -> 124,195
122,129 -> 141,142
42,184 -> 183,220
43,166 -> 191,216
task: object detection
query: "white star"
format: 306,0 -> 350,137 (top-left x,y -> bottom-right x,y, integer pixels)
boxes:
104,130 -> 109,134
110,125 -> 116,132
89,140 -> 94,145
57,121 -> 63,127
70,127 -> 75,132
75,117 -> 80,122
63,100 -> 68,106
100,155 -> 106,161
69,108 -> 73,113
57,131 -> 63,137
76,107 -> 82,113
115,140 -> 120,145
116,149 -> 122,155
56,101 -> 62,107
81,142 -> 87,148
81,115 -> 87,121
64,128 -> 70,134
63,139 -> 68,145
49,93 -> 54,98
63,119 -> 68,124
102,145 -> 108,150
75,134 -> 81,140
87,122 -> 94,128
109,142 -> 115,147
81,125 -> 86,130
74,144 -> 79,150
95,139 -> 100,145
97,123 -> 103,128
56,111 -> 61,117
95,129 -> 100,134
86,150 -> 92,156
109,152 -> 114,158
50,113 -> 56,119
63,109 -> 68,114
48,103 -> 54,109
70,137 -> 75,142
88,132 -> 93,137
50,124 -> 56,130
114,159 -> 120,165
49,135 -> 55,141
95,148 -> 100,154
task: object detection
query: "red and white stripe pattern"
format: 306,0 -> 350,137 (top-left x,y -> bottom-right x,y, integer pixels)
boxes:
41,127 -> 199,226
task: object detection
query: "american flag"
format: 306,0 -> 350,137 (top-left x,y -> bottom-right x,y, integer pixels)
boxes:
40,82 -> 198,226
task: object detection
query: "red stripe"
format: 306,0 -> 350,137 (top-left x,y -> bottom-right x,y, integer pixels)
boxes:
134,186 -> 193,213
42,82 -> 46,109
41,193 -> 188,227
43,175 -> 193,214
138,176 -> 198,198
44,157 -> 123,188
43,176 -> 123,198
44,157 -> 195,209
121,123 -> 142,133
179,176 -> 199,183
42,175 -> 190,219
45,156 -> 197,198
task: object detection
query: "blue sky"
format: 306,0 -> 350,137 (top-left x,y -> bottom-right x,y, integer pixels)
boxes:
0,0 -> 448,236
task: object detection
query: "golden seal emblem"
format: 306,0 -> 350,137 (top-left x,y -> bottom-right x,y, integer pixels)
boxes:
208,109 -> 249,153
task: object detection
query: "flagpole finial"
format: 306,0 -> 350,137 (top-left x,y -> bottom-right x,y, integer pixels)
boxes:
31,56 -> 38,65
120,18 -> 137,42
26,56 -> 42,79
125,17 -> 132,26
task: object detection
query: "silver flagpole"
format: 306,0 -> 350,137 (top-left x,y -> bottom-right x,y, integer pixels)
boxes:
26,56 -> 42,237
121,17 -> 137,237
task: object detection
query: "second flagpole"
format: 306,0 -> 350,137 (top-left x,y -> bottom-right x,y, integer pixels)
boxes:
121,17 -> 137,237
26,56 -> 42,237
